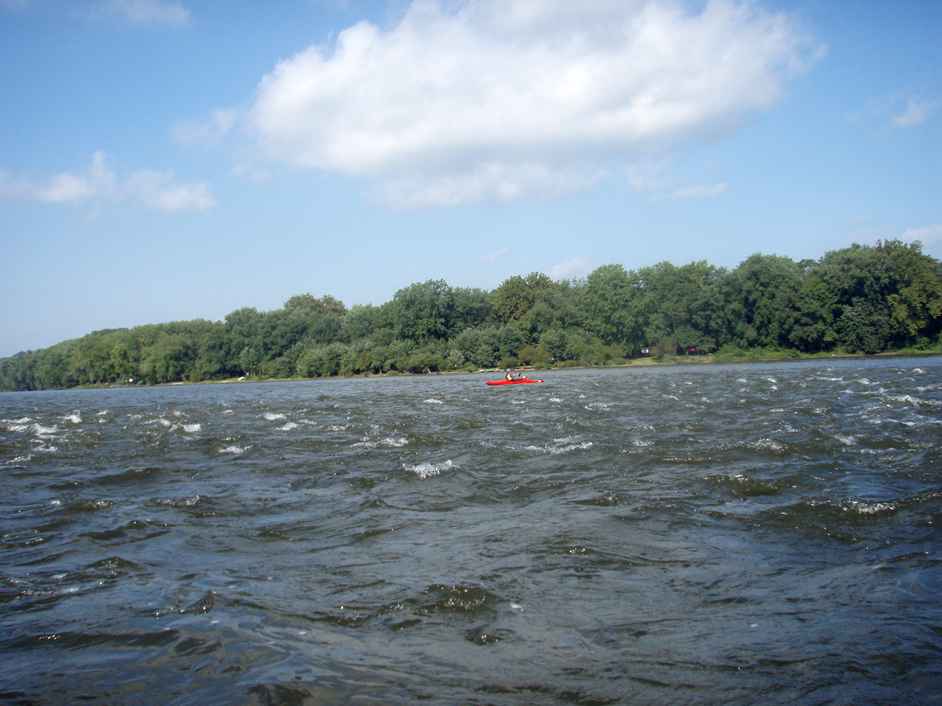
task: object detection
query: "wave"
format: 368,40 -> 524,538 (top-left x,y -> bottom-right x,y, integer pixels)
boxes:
404,459 -> 454,479
219,445 -> 249,455
526,436 -> 594,455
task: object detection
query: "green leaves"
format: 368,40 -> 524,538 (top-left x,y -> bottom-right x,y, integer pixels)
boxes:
2,241 -> 940,391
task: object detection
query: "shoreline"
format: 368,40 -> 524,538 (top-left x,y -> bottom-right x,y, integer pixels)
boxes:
54,347 -> 942,391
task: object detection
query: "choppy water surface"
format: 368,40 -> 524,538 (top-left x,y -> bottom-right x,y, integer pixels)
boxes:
2,358 -> 941,704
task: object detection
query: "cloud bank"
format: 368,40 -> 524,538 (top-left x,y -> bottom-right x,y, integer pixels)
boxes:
0,151 -> 214,212
249,0 -> 820,207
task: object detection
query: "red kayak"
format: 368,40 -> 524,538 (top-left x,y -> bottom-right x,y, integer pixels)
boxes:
486,377 -> 544,386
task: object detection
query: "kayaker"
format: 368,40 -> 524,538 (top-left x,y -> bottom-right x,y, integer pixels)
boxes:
505,369 -> 514,381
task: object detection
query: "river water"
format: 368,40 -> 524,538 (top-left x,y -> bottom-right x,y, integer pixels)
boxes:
1,358 -> 941,705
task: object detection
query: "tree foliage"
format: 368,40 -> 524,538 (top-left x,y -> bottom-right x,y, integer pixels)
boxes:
2,240 -> 940,391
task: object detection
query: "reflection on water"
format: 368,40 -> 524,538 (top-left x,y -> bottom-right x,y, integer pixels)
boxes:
1,358 -> 941,704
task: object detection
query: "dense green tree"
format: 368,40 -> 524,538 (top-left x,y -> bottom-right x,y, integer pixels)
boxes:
2,241 -> 940,391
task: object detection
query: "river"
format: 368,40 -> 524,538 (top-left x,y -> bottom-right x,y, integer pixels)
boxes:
1,357 -> 941,704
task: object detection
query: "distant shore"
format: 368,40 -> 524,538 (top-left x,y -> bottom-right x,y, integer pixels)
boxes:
66,347 -> 941,391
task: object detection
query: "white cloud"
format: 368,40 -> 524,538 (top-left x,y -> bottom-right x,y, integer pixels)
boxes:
901,224 -> 942,245
481,247 -> 511,264
892,98 -> 934,128
103,0 -> 190,26
671,182 -> 729,200
249,0 -> 819,207
125,170 -> 215,211
173,108 -> 237,146
0,151 -> 214,212
549,256 -> 593,281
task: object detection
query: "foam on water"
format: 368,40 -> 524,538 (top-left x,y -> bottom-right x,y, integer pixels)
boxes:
61,412 -> 82,424
584,402 -> 611,411
424,399 -> 443,405
182,423 -> 202,433
263,412 -> 286,421
884,394 -> 939,408
404,459 -> 454,479
219,445 -> 248,455
278,422 -> 299,431
31,423 -> 59,438
527,436 -> 594,455
2,416 -> 32,425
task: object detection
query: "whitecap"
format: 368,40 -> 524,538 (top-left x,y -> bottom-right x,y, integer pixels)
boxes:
547,441 -> 593,456
736,378 -> 748,384
278,422 -> 299,431
31,423 -> 59,438
549,397 -> 563,403
182,423 -> 202,433
222,409 -> 234,416
263,412 -> 286,421
528,436 -> 594,455
765,377 -> 777,384
750,438 -> 784,453
423,399 -> 443,405
512,399 -> 526,405
2,416 -> 32,424
631,439 -> 653,448
96,410 -> 109,417
584,402 -> 611,411
219,445 -> 248,455
32,442 -> 58,453
913,368 -> 925,374
6,455 -> 32,465
834,434 -> 856,446
382,436 -> 408,448
846,500 -> 896,515
157,418 -> 173,428
326,424 -> 348,432
884,394 -> 940,408
404,459 -> 454,479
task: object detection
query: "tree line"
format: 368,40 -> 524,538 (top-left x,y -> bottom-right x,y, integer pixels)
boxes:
2,240 -> 941,391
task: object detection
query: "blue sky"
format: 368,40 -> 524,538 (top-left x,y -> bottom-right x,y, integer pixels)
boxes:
1,0 -> 939,357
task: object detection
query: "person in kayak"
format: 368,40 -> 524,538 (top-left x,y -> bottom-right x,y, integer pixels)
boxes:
505,368 -> 523,381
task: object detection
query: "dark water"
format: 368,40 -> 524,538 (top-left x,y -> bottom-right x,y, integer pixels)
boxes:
2,358 -> 941,705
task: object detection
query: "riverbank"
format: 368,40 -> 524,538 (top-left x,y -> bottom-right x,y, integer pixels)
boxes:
59,345 -> 941,391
